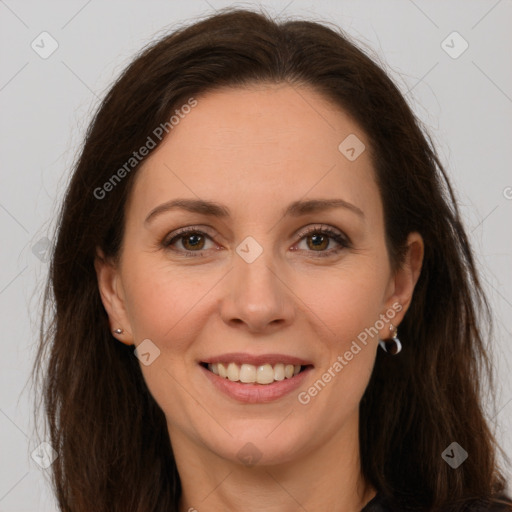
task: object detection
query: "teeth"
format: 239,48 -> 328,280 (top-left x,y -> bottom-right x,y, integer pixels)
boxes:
227,362 -> 239,381
217,363 -> 227,378
207,362 -> 304,384
256,364 -> 274,384
240,363 -> 256,383
274,363 -> 285,381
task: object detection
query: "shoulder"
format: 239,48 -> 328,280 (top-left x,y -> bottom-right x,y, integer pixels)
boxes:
361,493 -> 512,512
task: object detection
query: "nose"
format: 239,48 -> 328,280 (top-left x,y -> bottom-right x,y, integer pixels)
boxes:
219,243 -> 295,334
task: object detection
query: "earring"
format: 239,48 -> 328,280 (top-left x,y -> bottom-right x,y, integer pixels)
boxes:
113,328 -> 124,335
379,324 -> 402,355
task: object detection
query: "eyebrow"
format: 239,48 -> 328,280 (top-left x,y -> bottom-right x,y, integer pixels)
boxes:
144,197 -> 364,225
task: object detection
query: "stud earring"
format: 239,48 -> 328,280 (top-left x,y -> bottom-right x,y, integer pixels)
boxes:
113,328 -> 124,335
379,324 -> 402,355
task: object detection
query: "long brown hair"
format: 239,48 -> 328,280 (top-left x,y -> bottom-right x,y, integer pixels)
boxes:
33,7 -> 511,511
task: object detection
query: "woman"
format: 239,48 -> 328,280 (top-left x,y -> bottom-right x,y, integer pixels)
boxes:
33,7 -> 511,512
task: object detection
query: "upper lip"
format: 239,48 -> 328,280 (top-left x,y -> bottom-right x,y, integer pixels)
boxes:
201,352 -> 313,367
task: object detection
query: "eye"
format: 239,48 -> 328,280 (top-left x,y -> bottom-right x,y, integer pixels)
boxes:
293,225 -> 350,257
162,227 -> 216,256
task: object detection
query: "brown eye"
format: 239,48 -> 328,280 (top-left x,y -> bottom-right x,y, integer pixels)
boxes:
306,233 -> 330,251
295,226 -> 350,257
163,228 -> 215,256
180,233 -> 206,251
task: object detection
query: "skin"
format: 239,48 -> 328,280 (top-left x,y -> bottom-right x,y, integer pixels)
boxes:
95,83 -> 423,512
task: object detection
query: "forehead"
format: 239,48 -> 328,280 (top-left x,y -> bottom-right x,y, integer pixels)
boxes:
128,83 -> 380,224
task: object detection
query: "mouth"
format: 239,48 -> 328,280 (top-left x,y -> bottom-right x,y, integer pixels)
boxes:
200,361 -> 313,385
199,353 -> 314,403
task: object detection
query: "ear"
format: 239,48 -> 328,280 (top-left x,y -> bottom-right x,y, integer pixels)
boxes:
94,247 -> 134,345
379,232 -> 424,337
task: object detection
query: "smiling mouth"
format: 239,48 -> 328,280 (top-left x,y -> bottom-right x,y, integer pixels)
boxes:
201,362 -> 312,385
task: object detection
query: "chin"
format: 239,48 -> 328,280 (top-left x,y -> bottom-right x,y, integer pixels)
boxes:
206,423 -> 308,467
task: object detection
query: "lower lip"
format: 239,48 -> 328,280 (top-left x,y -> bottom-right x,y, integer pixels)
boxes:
199,364 -> 313,404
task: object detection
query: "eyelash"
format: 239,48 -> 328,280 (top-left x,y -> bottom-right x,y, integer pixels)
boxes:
162,225 -> 351,258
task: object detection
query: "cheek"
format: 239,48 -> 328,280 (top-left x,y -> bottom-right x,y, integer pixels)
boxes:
301,262 -> 389,341
120,258 -> 213,423
121,254 -> 211,345
294,274 -> 382,425
292,261 -> 387,405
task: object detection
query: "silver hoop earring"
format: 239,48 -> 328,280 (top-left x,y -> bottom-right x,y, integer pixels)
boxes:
379,325 -> 402,355
113,328 -> 123,335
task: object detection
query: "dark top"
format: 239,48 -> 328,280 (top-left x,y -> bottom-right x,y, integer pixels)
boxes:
361,492 -> 512,511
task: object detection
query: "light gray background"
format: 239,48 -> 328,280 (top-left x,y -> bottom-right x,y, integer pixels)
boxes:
1,1 -> 511,510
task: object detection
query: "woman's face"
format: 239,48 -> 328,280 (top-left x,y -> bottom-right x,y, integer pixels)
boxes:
96,83 -> 422,467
